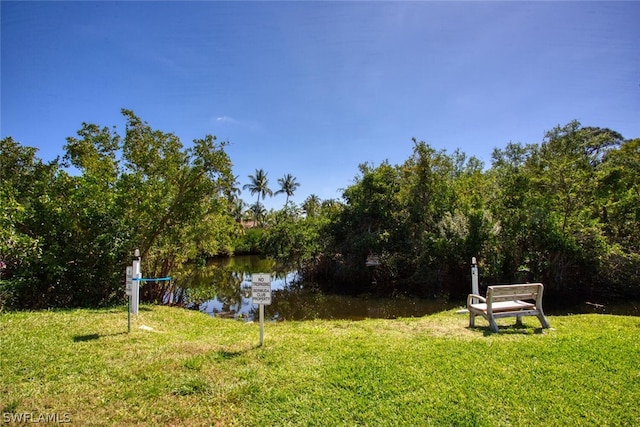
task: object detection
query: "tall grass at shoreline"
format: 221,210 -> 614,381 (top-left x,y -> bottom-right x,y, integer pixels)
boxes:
1,305 -> 639,426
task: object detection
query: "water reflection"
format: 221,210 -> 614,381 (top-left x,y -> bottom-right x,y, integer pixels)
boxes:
181,255 -> 457,321
266,286 -> 457,321
177,255 -> 640,320
181,255 -> 292,318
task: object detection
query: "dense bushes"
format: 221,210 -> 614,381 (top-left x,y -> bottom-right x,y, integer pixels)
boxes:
1,111 -> 235,309
306,124 -> 640,300
2,118 -> 638,310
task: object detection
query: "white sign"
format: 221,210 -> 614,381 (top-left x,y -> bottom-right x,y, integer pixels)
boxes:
251,273 -> 272,305
125,266 -> 133,296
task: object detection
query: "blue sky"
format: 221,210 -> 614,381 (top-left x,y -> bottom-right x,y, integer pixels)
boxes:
2,1 -> 639,210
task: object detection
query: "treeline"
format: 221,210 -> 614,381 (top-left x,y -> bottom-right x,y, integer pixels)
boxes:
1,111 -> 638,310
304,124 -> 640,300
1,110 -> 239,309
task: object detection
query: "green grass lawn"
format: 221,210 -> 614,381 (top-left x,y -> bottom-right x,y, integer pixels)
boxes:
1,305 -> 639,426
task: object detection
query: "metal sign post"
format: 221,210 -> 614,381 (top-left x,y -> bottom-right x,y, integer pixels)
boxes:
251,273 -> 272,346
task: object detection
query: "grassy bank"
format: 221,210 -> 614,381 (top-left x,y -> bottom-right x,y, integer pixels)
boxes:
1,305 -> 639,426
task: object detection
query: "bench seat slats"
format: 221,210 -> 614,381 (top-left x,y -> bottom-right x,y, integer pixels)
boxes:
469,300 -> 535,313
491,294 -> 537,302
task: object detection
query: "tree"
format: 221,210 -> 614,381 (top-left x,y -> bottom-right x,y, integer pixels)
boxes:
302,194 -> 321,217
248,202 -> 267,227
322,161 -> 409,294
530,122 -> 623,292
597,137 -> 640,248
226,175 -> 242,200
243,169 -> 272,223
0,137 -> 58,308
0,128 -> 127,308
593,137 -> 640,296
261,204 -> 328,271
118,110 -> 235,300
487,141 -> 541,282
230,197 -> 246,223
275,173 -> 300,206
396,141 -> 461,294
1,110 -> 237,309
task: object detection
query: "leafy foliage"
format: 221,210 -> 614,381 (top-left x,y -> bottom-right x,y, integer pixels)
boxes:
1,118 -> 638,309
1,110 -> 234,309
312,126 -> 639,299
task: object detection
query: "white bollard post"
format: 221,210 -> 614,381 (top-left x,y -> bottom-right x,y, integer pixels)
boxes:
471,257 -> 479,304
131,249 -> 141,315
126,266 -> 133,332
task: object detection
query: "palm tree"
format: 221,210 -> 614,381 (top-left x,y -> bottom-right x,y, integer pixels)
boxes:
303,194 -> 321,217
248,202 -> 267,227
229,175 -> 242,198
243,169 -> 272,223
230,196 -> 246,222
274,173 -> 300,207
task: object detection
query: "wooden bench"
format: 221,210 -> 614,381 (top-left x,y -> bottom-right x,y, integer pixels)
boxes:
467,283 -> 551,333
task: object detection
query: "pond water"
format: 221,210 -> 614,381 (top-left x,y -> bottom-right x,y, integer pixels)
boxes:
181,255 -> 458,321
180,255 -> 640,321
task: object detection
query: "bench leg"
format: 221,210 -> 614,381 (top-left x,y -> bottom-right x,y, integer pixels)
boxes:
516,315 -> 523,326
488,314 -> 499,333
537,311 -> 551,329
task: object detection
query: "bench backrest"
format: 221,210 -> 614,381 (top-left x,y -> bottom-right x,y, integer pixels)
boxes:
487,283 -> 544,304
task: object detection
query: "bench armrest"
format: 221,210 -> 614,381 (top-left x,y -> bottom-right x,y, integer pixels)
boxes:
467,294 -> 486,305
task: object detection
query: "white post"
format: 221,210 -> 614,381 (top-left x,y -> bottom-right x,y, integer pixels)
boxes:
259,304 -> 265,346
471,257 -> 479,304
131,249 -> 141,315
125,266 -> 133,332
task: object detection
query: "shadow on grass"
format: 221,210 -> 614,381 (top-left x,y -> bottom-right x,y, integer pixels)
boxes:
467,324 -> 548,336
72,332 -> 127,342
215,346 -> 262,359
217,350 -> 243,359
208,343 -> 263,361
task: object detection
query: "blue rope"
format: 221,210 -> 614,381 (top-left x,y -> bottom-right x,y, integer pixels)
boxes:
133,277 -> 172,282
